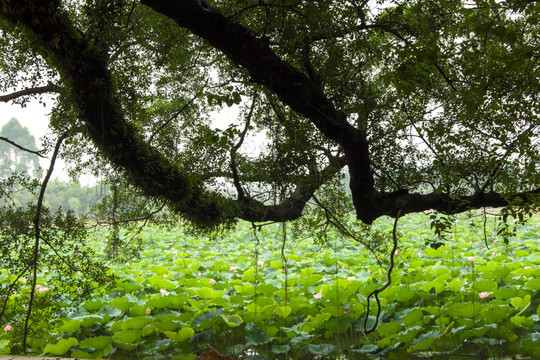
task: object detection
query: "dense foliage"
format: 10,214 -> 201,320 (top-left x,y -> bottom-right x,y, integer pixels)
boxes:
1,213 -> 539,359
0,0 -> 539,227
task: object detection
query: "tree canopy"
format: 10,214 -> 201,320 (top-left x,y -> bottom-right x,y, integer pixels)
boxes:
0,0 -> 539,228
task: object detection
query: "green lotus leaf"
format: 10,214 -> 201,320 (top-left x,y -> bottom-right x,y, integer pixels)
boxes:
80,336 -> 113,350
43,337 -> 78,356
122,316 -> 152,330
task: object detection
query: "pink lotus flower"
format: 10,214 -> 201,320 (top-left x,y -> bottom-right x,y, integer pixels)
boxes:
313,292 -> 322,300
4,324 -> 13,332
467,256 -> 475,262
209,278 -> 216,284
257,260 -> 265,266
160,289 -> 169,296
478,292 -> 490,299
347,276 -> 356,281
229,266 -> 237,272
146,307 -> 151,315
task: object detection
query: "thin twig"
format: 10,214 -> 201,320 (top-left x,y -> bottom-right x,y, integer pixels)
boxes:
312,195 -> 382,266
0,266 -> 29,324
231,92 -> 258,200
148,81 -> 208,145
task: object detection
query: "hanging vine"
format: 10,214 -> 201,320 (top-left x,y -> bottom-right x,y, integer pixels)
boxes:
364,209 -> 401,334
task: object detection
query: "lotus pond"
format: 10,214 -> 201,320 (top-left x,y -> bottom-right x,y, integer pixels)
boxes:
1,212 -> 539,359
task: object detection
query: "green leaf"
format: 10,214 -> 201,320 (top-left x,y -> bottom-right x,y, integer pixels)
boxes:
43,337 -> 78,356
153,339 -> 172,351
79,336 -> 113,350
178,327 -> 195,342
410,330 -> 441,351
275,305 -> 292,318
165,327 -> 195,342
307,343 -> 336,355
192,309 -> 224,329
446,302 -> 481,319
525,277 -> 540,291
245,332 -> 271,347
511,295 -> 531,309
83,300 -> 103,311
376,321 -> 402,336
58,319 -> 81,334
113,329 -> 141,344
403,309 -> 424,327
122,316 -> 152,330
196,287 -> 214,299
222,314 -> 243,327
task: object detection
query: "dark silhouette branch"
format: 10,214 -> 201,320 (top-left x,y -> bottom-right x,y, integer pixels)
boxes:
231,92 -> 258,200
0,137 -> 46,158
0,83 -> 62,102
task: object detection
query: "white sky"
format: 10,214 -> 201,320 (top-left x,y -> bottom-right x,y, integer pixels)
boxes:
0,98 -> 75,183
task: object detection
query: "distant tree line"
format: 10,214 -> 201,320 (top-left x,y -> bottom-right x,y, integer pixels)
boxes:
0,117 -> 109,217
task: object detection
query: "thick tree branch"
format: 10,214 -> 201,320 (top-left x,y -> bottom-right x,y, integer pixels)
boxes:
140,0 -> 377,220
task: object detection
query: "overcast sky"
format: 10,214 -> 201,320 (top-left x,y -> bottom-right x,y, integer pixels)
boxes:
0,98 -> 76,182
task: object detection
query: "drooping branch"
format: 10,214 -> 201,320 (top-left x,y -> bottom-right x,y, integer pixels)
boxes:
0,137 -> 45,158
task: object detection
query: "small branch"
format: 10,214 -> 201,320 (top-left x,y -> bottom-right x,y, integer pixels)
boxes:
0,83 -> 62,102
434,63 -> 457,92
148,81 -> 208,145
0,137 -> 46,158
364,208 -> 401,334
23,131 -> 67,351
231,92 -> 258,200
312,195 -> 382,266
0,266 -> 29,324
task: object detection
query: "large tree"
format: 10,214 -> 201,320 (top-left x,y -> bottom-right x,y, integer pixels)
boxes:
0,0 -> 538,228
